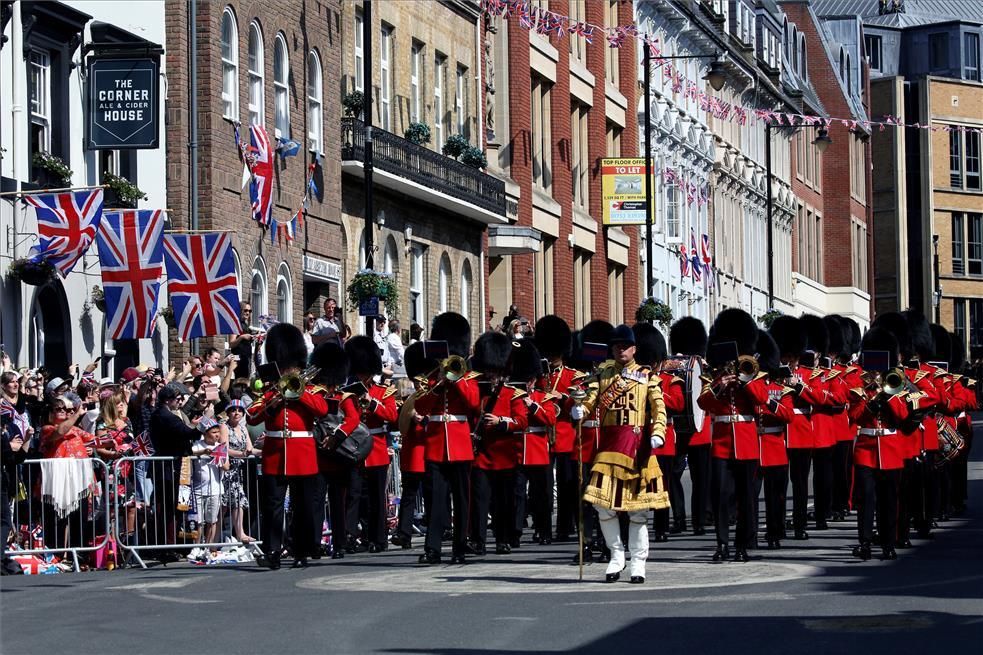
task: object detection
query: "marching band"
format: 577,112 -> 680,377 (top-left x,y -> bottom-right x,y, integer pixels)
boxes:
244,307 -> 977,579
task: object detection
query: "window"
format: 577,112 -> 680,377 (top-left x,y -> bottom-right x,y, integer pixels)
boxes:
604,1 -> 619,86
954,298 -> 967,347
865,34 -> 882,72
273,34 -> 290,138
969,213 -> 982,276
852,219 -> 868,292
929,33 -> 948,72
307,51 -> 323,153
410,42 -> 422,123
569,0 -> 586,63
460,261 -> 472,321
571,101 -> 589,210
666,179 -> 681,241
276,264 -> 292,322
534,238 -> 555,318
28,50 -> 51,154
573,248 -> 592,328
951,130 -> 963,188
250,262 -> 268,316
247,22 -> 265,125
606,121 -> 622,157
967,131 -> 981,191
607,264 -> 625,325
221,8 -> 239,120
971,299 -> 983,348
953,213 -> 965,275
799,35 -> 808,80
966,33 -> 981,81
354,12 -> 364,92
531,74 -> 552,192
384,237 -> 398,275
380,26 -> 393,131
434,54 -> 447,147
438,255 -> 451,314
409,244 -> 425,325
456,65 -> 468,137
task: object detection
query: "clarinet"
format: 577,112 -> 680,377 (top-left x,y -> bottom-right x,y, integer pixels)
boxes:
473,379 -> 505,455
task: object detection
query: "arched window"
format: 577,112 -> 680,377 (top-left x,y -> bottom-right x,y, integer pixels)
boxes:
273,33 -> 290,138
251,258 -> 268,317
221,7 -> 239,120
383,236 -> 398,275
846,53 -> 852,91
460,260 -> 472,321
307,50 -> 323,153
357,229 -> 367,270
276,263 -> 292,323
799,35 -> 808,80
247,21 -> 265,126
791,27 -> 799,73
839,48 -> 846,80
438,254 -> 451,314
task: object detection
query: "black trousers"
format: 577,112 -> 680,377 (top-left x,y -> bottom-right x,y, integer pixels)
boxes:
762,465 -> 789,541
397,471 -> 424,540
653,454 -> 674,536
668,432 -> 693,525
788,448 -> 812,532
897,459 -> 915,543
471,467 -> 515,546
554,453 -> 578,537
1,482 -> 16,572
854,465 -> 900,548
262,474 -> 319,561
711,457 -> 757,549
951,430 -> 972,509
363,465 -> 390,547
522,465 -> 550,540
812,446 -> 834,524
424,461 -> 470,555
316,465 -> 352,551
832,440 -> 854,514
684,442 -> 712,531
910,452 -> 939,533
345,465 -> 364,542
579,462 -> 601,548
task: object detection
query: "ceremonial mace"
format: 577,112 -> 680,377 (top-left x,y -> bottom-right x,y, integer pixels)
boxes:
569,385 -> 587,582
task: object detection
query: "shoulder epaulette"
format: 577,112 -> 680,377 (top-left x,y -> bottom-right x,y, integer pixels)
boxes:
779,385 -> 796,397
508,386 -> 527,400
753,371 -> 769,382
463,371 -> 482,381
849,387 -> 865,398
570,369 -> 589,381
382,385 -> 399,399
699,375 -> 714,385
846,365 -> 860,375
309,384 -> 329,396
339,391 -> 355,401
932,368 -> 948,378
809,369 -> 824,380
913,370 -> 929,383
825,369 -> 842,380
965,378 -> 977,388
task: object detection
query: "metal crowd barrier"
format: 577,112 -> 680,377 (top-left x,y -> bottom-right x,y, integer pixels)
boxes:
112,455 -> 264,569
9,458 -> 111,572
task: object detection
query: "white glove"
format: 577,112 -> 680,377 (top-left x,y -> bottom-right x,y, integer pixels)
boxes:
650,435 -> 665,449
569,405 -> 585,421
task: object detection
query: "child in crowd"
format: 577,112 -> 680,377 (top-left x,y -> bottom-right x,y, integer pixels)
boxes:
192,418 -> 229,556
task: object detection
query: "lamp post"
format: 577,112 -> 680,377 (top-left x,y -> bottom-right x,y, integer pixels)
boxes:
765,121 -> 831,308
642,48 -> 724,300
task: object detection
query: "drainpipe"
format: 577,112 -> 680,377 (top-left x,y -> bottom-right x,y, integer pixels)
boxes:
10,0 -> 27,363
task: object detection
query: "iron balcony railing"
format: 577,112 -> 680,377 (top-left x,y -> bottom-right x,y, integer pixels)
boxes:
341,117 -> 506,217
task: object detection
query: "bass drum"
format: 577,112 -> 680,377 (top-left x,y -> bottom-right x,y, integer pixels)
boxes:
662,356 -> 705,434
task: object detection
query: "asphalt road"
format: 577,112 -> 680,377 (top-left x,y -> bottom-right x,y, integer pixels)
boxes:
3,452 -> 982,654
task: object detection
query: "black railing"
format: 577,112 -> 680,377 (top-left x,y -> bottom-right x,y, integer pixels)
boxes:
341,117 -> 506,217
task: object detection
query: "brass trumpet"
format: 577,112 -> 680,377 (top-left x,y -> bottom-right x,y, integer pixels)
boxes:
440,354 -> 469,383
277,366 -> 321,400
863,368 -> 906,396
723,355 -> 760,383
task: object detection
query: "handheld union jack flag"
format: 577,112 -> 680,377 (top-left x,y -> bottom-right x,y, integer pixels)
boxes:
248,125 -> 274,225
131,431 -> 155,457
210,441 -> 229,465
96,210 -> 166,340
701,233 -> 714,286
1,399 -> 31,439
162,232 -> 242,341
24,189 -> 104,277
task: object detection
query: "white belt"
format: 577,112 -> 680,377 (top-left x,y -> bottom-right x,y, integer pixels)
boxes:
793,409 -> 811,415
265,431 -> 312,439
859,428 -> 896,437
582,420 -> 599,428
368,427 -> 387,435
758,426 -> 784,435
427,414 -> 469,423
713,414 -> 755,424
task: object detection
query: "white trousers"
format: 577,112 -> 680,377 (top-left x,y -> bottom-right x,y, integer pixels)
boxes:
596,506 -> 649,579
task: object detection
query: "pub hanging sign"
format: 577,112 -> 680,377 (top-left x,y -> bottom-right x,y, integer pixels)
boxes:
87,57 -> 160,150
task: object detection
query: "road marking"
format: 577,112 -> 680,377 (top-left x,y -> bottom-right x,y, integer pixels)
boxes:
107,578 -> 203,591
138,592 -> 219,604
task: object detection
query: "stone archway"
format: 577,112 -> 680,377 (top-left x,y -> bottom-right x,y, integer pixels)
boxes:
29,281 -> 71,377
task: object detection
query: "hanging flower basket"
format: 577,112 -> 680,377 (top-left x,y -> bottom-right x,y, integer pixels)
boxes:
102,172 -> 147,208
404,122 -> 432,145
635,297 -> 673,328
346,269 -> 398,317
90,285 -> 107,313
158,306 -> 176,329
7,258 -> 57,286
31,151 -> 73,188
757,308 -> 783,329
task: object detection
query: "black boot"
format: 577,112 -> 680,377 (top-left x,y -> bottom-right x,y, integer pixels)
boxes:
418,549 -> 442,565
734,548 -> 751,563
712,544 -> 730,562
570,545 -> 592,564
669,519 -> 686,534
852,542 -> 872,561
881,546 -> 898,560
597,547 -> 611,563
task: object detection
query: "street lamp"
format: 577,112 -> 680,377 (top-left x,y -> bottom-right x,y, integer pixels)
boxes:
642,48 -> 725,300
765,120 -> 833,307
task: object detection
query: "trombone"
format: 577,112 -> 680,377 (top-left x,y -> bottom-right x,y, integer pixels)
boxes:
721,355 -> 760,384
276,366 -> 321,400
421,355 -> 470,390
862,368 -> 906,397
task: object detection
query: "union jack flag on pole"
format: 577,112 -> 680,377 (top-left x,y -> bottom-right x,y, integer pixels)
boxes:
248,125 -> 274,225
23,189 -> 104,277
690,230 -> 702,283
96,210 -> 166,340
162,232 -> 242,341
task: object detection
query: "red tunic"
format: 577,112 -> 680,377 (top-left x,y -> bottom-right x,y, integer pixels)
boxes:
805,367 -> 840,449
537,364 -> 584,454
518,389 -> 558,466
850,389 -> 910,470
814,365 -> 852,443
653,372 -> 686,456
786,366 -> 823,450
246,386 -> 328,476
399,418 -> 426,474
757,381 -> 794,467
689,413 -> 711,447
697,373 -> 769,461
575,418 -> 600,464
902,366 -> 941,458
840,364 -> 865,432
922,364 -> 950,453
362,383 -> 400,468
414,373 -> 482,463
473,386 -> 528,471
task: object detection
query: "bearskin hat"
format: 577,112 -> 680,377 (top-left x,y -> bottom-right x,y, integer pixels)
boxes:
903,309 -> 935,361
769,315 -> 807,359
403,342 -> 436,380
824,315 -> 846,358
755,329 -> 782,376
309,342 -> 349,387
800,314 -> 829,355
871,311 -> 913,360
633,322 -> 667,367
837,316 -> 862,358
534,315 -> 572,359
669,316 -> 708,357
472,331 -> 513,374
710,308 -> 758,356
576,319 -> 614,360
264,323 -> 309,371
510,340 -> 544,382
949,330 -> 965,372
430,312 -> 472,358
345,335 -> 382,377
861,326 -> 900,369
930,324 -> 951,364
